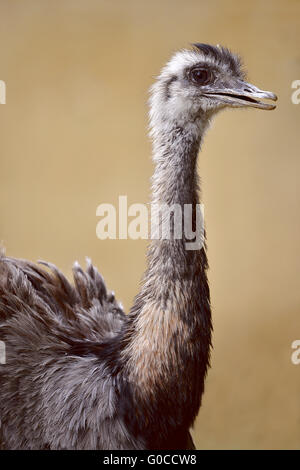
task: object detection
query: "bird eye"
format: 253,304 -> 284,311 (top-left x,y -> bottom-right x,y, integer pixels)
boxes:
190,67 -> 211,85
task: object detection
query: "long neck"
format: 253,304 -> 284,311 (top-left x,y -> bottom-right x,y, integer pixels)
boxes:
136,120 -> 205,312
122,117 -> 212,444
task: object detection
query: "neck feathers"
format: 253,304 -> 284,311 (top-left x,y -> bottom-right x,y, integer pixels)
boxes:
123,120 -> 212,430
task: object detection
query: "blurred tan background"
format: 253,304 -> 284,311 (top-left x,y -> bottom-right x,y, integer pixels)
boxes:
0,0 -> 299,449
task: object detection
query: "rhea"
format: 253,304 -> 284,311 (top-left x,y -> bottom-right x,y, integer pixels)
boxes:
0,44 -> 277,449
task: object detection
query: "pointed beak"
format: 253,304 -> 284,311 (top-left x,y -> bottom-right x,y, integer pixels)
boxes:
205,81 -> 278,110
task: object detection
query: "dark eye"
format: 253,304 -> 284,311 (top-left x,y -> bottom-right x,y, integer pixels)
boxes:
190,67 -> 211,85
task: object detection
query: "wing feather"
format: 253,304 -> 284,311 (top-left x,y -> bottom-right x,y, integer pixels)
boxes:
0,255 -> 125,343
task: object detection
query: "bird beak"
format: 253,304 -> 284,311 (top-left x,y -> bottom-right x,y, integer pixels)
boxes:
205,81 -> 278,110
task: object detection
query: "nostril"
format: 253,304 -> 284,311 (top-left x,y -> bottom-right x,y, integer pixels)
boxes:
244,87 -> 252,93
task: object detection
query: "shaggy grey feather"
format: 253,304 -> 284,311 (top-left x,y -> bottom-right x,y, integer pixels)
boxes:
0,256 -> 134,449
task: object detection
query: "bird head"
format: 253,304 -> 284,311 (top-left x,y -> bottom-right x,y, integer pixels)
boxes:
150,44 -> 277,128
